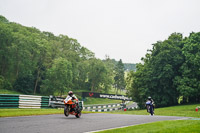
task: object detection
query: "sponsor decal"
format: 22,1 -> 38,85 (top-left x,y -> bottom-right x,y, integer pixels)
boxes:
99,94 -> 131,100
89,93 -> 94,97
82,92 -> 132,101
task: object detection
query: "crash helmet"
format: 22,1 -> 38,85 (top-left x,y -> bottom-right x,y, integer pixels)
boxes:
148,96 -> 151,100
68,91 -> 73,96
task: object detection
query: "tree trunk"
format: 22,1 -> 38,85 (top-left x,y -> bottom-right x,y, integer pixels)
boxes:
91,82 -> 94,92
16,62 -> 19,78
34,68 -> 40,94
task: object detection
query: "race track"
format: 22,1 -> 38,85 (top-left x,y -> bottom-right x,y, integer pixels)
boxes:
0,113 -> 189,133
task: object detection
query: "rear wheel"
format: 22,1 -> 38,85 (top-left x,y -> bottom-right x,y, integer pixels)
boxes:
64,105 -> 69,117
146,105 -> 150,113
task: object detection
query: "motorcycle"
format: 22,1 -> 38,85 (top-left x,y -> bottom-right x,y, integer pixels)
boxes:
64,97 -> 82,118
146,101 -> 154,116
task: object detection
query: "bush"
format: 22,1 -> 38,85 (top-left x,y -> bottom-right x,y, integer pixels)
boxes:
0,75 -> 13,90
14,74 -> 34,94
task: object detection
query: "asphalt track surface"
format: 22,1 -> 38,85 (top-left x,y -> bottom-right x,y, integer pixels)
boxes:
0,113 -> 189,133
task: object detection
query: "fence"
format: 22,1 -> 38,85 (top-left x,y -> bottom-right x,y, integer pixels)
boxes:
83,102 -> 137,112
0,94 -> 49,108
49,95 -> 65,108
0,94 -> 134,111
49,96 -> 127,112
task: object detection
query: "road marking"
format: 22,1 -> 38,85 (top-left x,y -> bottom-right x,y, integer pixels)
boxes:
188,118 -> 200,120
84,117 -> 190,133
84,123 -> 151,133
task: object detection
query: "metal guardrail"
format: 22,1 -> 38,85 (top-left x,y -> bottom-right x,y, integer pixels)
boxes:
83,102 -> 138,112
49,96 -> 84,110
83,103 -> 121,112
49,96 -> 127,112
49,96 -> 65,108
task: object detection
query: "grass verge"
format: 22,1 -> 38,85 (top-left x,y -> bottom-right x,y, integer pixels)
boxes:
96,120 -> 200,133
0,108 -> 63,117
107,104 -> 200,118
0,108 -> 92,117
0,89 -> 22,94
97,104 -> 200,133
84,97 -> 122,105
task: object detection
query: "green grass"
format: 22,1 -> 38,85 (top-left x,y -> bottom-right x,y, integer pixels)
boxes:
97,120 -> 200,133
84,97 -> 122,105
1,102 -> 199,133
108,87 -> 126,95
0,108 -> 92,117
0,108 -> 63,117
0,89 -> 22,94
107,104 -> 200,118
97,104 -> 200,133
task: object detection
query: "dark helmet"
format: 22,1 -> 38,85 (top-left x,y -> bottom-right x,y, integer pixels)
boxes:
148,96 -> 151,100
68,91 -> 73,96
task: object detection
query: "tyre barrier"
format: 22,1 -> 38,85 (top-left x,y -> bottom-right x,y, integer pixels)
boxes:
19,95 -> 49,108
0,94 -> 19,108
0,94 -> 49,108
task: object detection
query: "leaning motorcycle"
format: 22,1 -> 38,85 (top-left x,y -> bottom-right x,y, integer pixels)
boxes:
64,97 -> 82,118
146,101 -> 154,116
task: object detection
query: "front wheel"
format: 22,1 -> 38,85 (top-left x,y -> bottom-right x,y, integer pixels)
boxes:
75,112 -> 81,118
64,105 -> 69,117
150,105 -> 154,116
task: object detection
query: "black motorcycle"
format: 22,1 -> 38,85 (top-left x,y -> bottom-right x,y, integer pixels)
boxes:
146,101 -> 154,116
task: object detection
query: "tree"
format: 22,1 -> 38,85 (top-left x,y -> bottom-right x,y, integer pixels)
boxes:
87,58 -> 112,92
128,33 -> 184,108
0,75 -> 12,90
148,33 -> 183,107
33,39 -> 51,94
114,59 -> 125,94
0,22 -> 12,78
0,15 -> 100,95
0,15 -> 9,23
174,32 -> 200,103
14,74 -> 34,94
41,58 -> 73,95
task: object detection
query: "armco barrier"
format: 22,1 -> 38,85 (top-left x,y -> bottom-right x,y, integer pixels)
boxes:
83,102 -> 138,112
49,96 -> 123,112
0,94 -> 49,109
49,96 -> 65,108
83,103 -> 122,112
49,96 -> 84,110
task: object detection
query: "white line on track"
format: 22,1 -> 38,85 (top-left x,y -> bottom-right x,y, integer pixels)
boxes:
84,123 -> 151,133
84,117 -> 190,133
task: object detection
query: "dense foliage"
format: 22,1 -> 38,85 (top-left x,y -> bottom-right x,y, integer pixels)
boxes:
126,32 -> 200,108
114,59 -> 126,93
124,63 -> 136,71
0,15 -> 125,95
1,15 -> 199,107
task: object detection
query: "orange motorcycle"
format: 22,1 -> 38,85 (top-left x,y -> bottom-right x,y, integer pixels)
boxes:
64,97 -> 82,118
